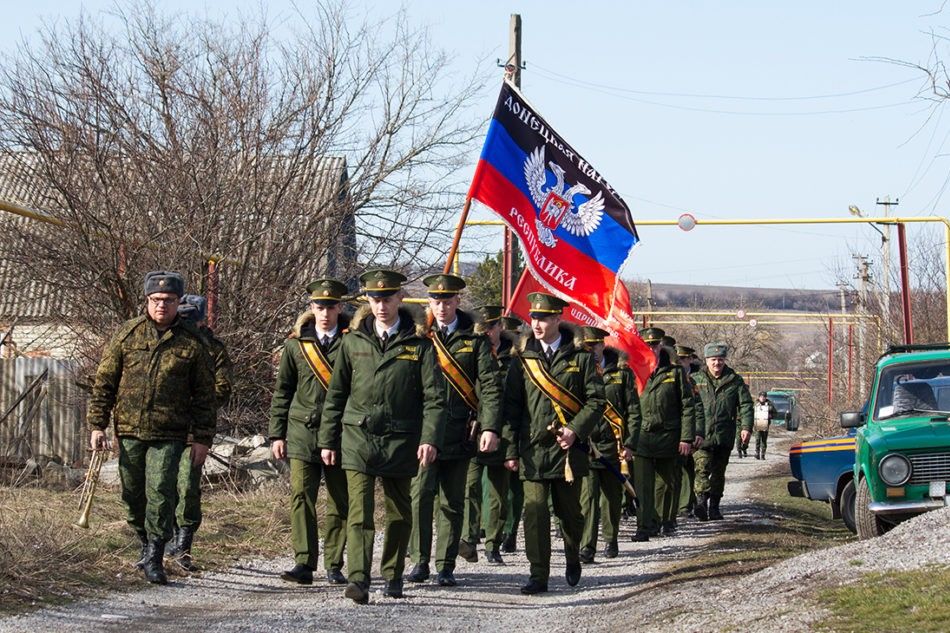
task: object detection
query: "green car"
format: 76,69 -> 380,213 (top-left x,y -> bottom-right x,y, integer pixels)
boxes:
840,343 -> 950,539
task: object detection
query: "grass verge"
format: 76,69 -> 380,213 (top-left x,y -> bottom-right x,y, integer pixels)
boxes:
0,478 -> 291,615
815,566 -> 950,633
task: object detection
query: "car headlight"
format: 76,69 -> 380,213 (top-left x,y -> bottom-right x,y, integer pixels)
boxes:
878,453 -> 912,486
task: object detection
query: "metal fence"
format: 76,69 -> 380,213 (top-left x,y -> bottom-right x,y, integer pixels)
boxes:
0,357 -> 85,466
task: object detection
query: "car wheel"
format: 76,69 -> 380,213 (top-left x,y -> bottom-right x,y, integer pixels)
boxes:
855,476 -> 888,539
839,479 -> 856,534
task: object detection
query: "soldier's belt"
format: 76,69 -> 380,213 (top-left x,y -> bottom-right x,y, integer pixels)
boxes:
431,332 -> 478,412
299,340 -> 333,391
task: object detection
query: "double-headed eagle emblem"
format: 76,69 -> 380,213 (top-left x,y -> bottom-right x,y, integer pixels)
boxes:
524,146 -> 605,248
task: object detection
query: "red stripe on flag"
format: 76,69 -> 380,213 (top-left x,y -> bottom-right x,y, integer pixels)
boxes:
470,159 -> 617,318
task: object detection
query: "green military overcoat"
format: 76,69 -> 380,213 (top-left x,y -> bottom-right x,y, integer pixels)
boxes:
627,347 -> 695,459
428,309 -> 502,461
693,365 -> 754,449
269,311 -> 350,462
87,315 -> 217,445
504,327 -> 605,481
318,307 -> 445,478
590,347 -> 641,468
475,333 -> 515,467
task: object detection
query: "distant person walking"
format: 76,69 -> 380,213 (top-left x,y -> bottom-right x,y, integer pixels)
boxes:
753,392 -> 777,460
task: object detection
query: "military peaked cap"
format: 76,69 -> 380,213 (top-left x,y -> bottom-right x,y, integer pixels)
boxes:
144,271 -> 185,297
675,344 -> 696,358
502,315 -> 523,331
639,327 -> 665,344
661,335 -> 676,347
704,342 -> 729,358
527,292 -> 568,318
359,269 -> 407,298
476,305 -> 504,324
307,278 -> 348,305
423,273 -> 466,298
581,326 -> 610,344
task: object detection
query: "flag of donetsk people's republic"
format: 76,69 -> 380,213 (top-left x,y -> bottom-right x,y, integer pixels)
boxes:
468,80 -> 640,320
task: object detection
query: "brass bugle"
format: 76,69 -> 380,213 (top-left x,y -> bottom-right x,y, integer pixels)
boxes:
74,448 -> 106,529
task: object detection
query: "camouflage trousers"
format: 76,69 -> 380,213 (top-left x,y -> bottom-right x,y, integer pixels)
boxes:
118,437 -> 185,541
694,445 -> 732,497
174,445 -> 203,530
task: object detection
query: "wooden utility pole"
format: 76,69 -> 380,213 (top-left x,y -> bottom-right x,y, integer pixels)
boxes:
501,14 -> 523,306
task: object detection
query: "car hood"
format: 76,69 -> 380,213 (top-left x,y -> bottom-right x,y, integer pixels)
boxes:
870,419 -> 950,453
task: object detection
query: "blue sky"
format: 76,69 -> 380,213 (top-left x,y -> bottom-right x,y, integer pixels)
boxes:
3,1 -> 949,290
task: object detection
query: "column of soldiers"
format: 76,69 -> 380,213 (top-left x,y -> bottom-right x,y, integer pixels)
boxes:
87,269 -> 753,596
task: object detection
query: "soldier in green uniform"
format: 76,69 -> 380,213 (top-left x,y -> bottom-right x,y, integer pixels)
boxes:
503,292 -> 605,595
675,345 -> 706,518
462,305 -> 512,564
578,326 -> 639,562
499,315 -> 524,554
318,269 -> 445,605
87,271 -> 216,585
692,342 -> 754,521
166,294 -> 233,572
268,279 -> 351,586
627,327 -> 694,542
408,274 -> 502,587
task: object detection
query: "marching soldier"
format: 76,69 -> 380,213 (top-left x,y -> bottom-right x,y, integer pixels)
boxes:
627,328 -> 694,542
462,305 -> 512,564
675,345 -> 705,518
268,279 -> 350,586
693,342 -> 754,521
167,295 -> 233,572
87,271 -> 216,585
578,327 -> 639,562
503,292 -> 604,595
408,275 -> 502,587
499,315 -> 524,554
318,269 -> 445,605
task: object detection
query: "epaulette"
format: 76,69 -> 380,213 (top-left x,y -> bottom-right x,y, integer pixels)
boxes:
113,315 -> 148,343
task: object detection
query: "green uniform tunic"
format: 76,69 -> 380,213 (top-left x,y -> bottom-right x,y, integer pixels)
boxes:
268,312 -> 350,571
692,365 -> 754,498
87,315 -> 216,541
410,310 -> 502,573
318,307 -> 445,585
504,327 -> 605,585
627,347 -> 695,535
581,348 -> 640,553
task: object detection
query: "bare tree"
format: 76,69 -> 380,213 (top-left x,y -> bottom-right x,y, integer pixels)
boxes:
0,1 -> 486,432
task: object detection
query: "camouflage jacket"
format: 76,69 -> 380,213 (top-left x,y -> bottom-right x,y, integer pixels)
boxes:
87,316 -> 217,445
199,325 -> 233,408
693,365 -> 754,448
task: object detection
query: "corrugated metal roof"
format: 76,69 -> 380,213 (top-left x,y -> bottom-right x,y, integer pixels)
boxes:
0,152 -> 350,320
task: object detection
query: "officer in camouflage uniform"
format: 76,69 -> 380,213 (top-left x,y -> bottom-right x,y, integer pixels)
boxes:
269,279 -> 351,586
408,274 -> 502,587
462,305 -> 512,564
675,345 -> 706,517
504,293 -> 605,595
87,271 -> 216,585
692,342 -> 754,521
628,327 -> 694,542
319,269 -> 445,605
499,315 -> 524,554
578,327 -> 639,562
166,294 -> 233,572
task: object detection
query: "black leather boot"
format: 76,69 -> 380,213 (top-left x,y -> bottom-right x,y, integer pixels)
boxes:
709,495 -> 724,521
135,535 -> 149,569
143,539 -> 168,585
175,526 -> 196,572
501,532 -> 517,553
165,526 -> 181,557
694,493 -> 709,522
